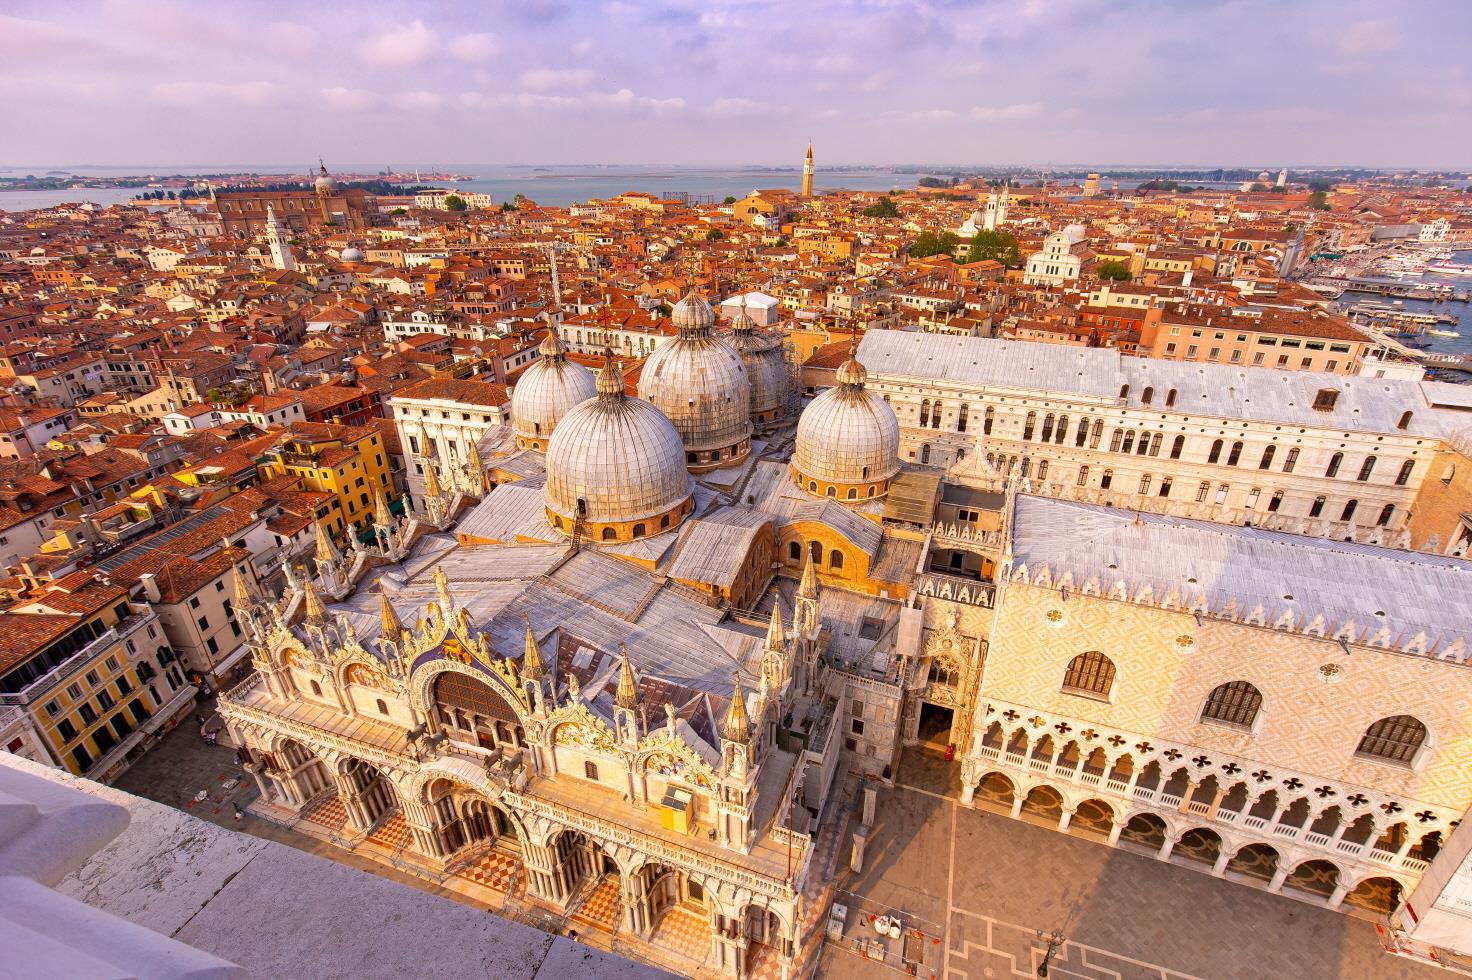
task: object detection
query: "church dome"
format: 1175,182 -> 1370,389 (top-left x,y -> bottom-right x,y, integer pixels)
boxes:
314,162 -> 337,195
340,246 -> 364,262
792,353 -> 900,500
638,290 -> 752,473
728,305 -> 787,425
545,350 -> 694,540
512,326 -> 597,451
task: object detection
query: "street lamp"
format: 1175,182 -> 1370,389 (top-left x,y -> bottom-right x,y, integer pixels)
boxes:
1035,929 -> 1066,978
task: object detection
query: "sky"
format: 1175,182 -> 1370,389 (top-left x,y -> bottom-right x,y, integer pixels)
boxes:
1,0 -> 1468,170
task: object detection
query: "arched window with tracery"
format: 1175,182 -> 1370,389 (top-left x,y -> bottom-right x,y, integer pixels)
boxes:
1054,414 -> 1068,444
919,399 -> 930,427
1075,417 -> 1089,447
1208,439 -> 1223,464
931,400 -> 943,429
1200,680 -> 1262,729
1170,434 -> 1185,460
957,403 -> 969,433
1358,456 -> 1376,482
983,406 -> 994,435
1023,412 -> 1036,440
1396,459 -> 1414,486
1062,651 -> 1115,699
1326,452 -> 1343,478
1357,715 -> 1426,765
1040,413 -> 1055,442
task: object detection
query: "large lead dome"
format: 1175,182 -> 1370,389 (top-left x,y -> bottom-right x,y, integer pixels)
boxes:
637,291 -> 752,473
545,350 -> 694,541
792,355 -> 900,500
728,303 -> 787,426
512,326 -> 597,451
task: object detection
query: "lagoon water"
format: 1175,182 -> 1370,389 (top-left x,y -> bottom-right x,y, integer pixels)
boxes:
0,164 -> 927,211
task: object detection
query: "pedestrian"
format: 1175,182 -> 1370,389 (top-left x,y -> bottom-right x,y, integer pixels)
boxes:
232,804 -> 242,824
196,713 -> 206,728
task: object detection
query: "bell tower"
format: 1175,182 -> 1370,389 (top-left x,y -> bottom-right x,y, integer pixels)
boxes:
801,142 -> 814,197
264,205 -> 296,271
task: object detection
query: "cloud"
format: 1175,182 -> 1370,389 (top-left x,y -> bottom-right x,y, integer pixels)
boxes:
358,20 -> 437,67
320,86 -> 377,111
951,62 -> 990,77
519,67 -> 595,90
448,32 -> 499,62
149,81 -> 286,107
905,109 -> 958,121
266,20 -> 317,57
461,87 -> 683,115
706,97 -> 770,117
1339,19 -> 1399,56
391,90 -> 445,110
969,102 -> 1045,121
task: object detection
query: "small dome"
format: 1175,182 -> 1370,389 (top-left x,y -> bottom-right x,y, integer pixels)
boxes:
545,352 -> 693,531
512,328 -> 597,450
793,356 -> 899,495
340,246 -> 364,262
728,308 -> 787,421
314,162 -> 337,195
639,290 -> 752,470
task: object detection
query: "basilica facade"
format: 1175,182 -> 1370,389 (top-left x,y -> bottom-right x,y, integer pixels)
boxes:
219,306 -> 1472,972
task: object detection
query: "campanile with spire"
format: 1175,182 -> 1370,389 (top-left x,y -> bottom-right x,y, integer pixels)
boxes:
801,142 -> 814,197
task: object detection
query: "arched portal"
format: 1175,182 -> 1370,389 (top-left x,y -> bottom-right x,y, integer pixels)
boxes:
1174,827 -> 1224,867
1119,812 -> 1168,850
426,777 -> 517,859
1070,798 -> 1115,838
1019,784 -> 1065,825
337,756 -> 398,834
742,905 -> 790,975
1345,875 -> 1404,914
1228,842 -> 1280,882
1284,859 -> 1341,899
974,771 -> 1016,814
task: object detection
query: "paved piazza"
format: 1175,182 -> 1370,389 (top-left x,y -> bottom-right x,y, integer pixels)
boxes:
817,750 -> 1446,980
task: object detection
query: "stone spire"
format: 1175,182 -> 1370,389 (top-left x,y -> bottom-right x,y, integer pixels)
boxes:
465,438 -> 487,493
379,590 -> 403,640
423,457 -> 442,498
615,644 -> 639,710
314,519 -> 342,567
721,673 -> 750,744
521,615 -> 544,678
232,565 -> 256,610
595,348 -> 624,400
765,602 -> 784,650
798,552 -> 819,600
300,572 -> 327,623
373,486 -> 394,527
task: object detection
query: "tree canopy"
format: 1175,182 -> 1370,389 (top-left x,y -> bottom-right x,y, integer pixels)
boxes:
705,228 -> 724,240
910,230 -> 961,259
444,195 -> 467,211
1307,191 -> 1330,211
862,195 -> 901,218
1095,260 -> 1132,281
964,229 -> 1021,267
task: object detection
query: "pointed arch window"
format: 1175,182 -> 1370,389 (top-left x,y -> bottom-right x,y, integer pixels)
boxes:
1357,715 -> 1426,765
1062,651 -> 1115,699
1200,681 -> 1262,730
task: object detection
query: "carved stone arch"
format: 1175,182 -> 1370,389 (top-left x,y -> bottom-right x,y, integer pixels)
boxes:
739,898 -> 795,941
410,658 -> 525,720
1345,869 -> 1413,892
404,755 -> 500,806
1122,806 -> 1179,840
